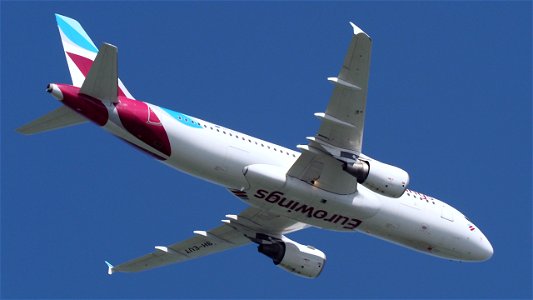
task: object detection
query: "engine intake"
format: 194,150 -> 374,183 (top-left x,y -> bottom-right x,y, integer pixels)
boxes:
343,158 -> 409,198
258,237 -> 326,279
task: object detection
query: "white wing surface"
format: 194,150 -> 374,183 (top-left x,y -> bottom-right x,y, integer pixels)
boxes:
108,206 -> 308,274
288,23 -> 372,195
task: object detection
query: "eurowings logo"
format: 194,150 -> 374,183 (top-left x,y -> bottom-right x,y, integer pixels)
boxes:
254,189 -> 362,230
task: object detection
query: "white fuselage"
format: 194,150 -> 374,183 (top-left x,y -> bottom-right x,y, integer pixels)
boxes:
103,101 -> 493,262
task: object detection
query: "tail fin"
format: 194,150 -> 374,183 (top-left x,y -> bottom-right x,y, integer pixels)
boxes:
55,14 -> 134,98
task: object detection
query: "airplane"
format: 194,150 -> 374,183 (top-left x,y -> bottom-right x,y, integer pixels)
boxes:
18,14 -> 493,279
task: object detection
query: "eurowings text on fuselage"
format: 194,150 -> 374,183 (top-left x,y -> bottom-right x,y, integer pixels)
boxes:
18,14 -> 493,279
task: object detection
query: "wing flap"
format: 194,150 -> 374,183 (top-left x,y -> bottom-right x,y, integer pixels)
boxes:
110,206 -> 307,274
287,22 -> 371,195
112,224 -> 250,273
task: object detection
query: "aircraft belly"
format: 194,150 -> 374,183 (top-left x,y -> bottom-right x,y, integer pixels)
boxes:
358,195 -> 471,260
249,193 -> 362,231
242,165 -> 382,231
102,103 -> 382,231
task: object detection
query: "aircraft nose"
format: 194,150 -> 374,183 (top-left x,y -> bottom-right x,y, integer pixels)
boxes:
469,231 -> 493,261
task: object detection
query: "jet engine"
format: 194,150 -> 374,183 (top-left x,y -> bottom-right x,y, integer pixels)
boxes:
343,158 -> 409,198
257,237 -> 326,279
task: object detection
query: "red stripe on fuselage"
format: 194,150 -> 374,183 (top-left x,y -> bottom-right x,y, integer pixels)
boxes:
53,84 -> 169,159
56,84 -> 108,126
115,97 -> 171,157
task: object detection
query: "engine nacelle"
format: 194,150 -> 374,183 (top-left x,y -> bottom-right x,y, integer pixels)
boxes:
343,158 -> 409,198
258,237 -> 326,279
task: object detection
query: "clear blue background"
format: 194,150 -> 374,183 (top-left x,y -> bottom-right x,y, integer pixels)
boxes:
2,2 -> 531,298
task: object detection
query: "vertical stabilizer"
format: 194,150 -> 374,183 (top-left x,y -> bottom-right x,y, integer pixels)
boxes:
55,14 -> 134,99
55,14 -> 98,87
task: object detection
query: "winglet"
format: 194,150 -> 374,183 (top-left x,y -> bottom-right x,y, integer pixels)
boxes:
105,261 -> 115,275
349,22 -> 370,39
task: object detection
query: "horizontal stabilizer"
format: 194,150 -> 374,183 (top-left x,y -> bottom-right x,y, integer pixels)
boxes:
17,106 -> 87,135
79,43 -> 118,103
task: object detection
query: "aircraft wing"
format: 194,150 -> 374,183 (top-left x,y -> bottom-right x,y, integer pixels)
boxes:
287,22 -> 372,195
107,205 -> 308,274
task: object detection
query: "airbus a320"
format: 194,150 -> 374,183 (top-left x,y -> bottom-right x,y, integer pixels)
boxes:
18,15 -> 493,278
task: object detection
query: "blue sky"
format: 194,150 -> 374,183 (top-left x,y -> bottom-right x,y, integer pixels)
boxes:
2,2 -> 531,298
